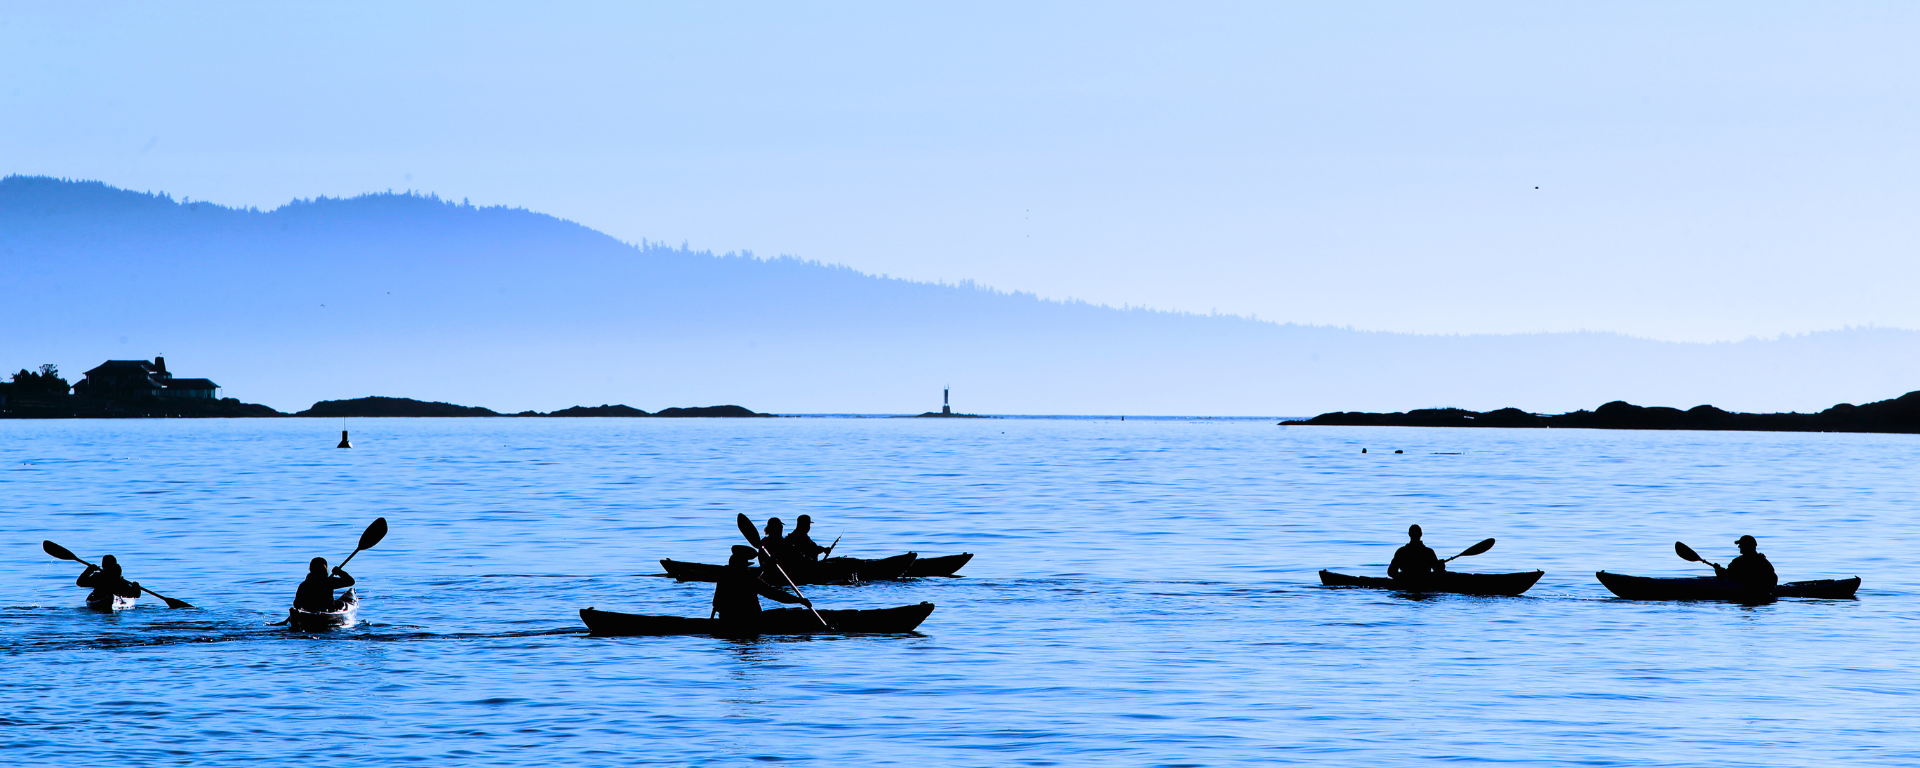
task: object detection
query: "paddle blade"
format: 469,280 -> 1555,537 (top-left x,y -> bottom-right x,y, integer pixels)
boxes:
42,540 -> 82,563
1674,541 -> 1703,562
157,594 -> 193,609
1457,538 -> 1496,559
736,514 -> 762,547
357,518 -> 389,553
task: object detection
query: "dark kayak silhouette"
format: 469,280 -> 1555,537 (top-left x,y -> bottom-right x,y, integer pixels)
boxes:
901,553 -> 972,577
1322,534 -> 1541,596
660,553 -> 919,584
579,602 -> 936,637
1319,569 -> 1545,596
1595,540 -> 1860,602
288,588 -> 361,630
1594,572 -> 1859,601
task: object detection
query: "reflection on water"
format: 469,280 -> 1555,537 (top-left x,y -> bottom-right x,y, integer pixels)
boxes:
1,418 -> 1917,766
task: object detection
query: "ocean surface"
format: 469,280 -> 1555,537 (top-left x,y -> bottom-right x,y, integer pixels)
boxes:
3,417 -> 1917,767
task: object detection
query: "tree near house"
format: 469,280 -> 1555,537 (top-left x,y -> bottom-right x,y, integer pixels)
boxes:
6,365 -> 71,396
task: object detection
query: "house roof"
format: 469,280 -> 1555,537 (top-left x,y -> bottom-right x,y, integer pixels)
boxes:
86,360 -> 158,375
166,378 -> 219,389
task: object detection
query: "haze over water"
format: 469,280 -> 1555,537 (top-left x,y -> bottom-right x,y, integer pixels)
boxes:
3,418 -> 1916,766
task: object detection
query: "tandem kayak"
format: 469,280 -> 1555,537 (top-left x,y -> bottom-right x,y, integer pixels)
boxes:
579,602 -> 936,637
903,552 -> 973,578
660,553 -> 919,585
287,589 -> 360,630
86,594 -> 138,612
1319,569 -> 1545,597
1595,571 -> 1860,602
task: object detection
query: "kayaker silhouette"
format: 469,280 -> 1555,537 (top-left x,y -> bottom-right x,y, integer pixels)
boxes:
713,545 -> 811,631
785,515 -> 829,565
1713,535 -> 1778,591
294,557 -> 356,612
76,554 -> 142,607
758,518 -> 791,572
1388,525 -> 1446,582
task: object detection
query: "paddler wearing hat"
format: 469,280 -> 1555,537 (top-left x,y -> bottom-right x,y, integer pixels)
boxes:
713,544 -> 811,630
783,515 -> 829,565
1713,535 -> 1778,591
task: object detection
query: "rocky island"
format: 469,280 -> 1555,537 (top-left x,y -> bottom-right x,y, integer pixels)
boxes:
0,361 -> 280,418
296,397 -> 773,418
1,358 -> 774,419
1284,390 -> 1920,434
914,387 -> 988,418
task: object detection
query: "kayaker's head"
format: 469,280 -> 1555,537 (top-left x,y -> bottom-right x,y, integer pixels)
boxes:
100,554 -> 121,577
309,557 -> 329,577
764,517 -> 784,538
1735,535 -> 1758,553
729,545 -> 758,566
1408,524 -> 1423,542
795,515 -> 812,534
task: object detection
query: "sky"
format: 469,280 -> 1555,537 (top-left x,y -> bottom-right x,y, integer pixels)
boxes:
5,2 -> 1918,343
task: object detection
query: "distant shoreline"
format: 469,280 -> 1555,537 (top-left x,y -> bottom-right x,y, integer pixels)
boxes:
1283,390 -> 1920,435
0,395 -> 774,420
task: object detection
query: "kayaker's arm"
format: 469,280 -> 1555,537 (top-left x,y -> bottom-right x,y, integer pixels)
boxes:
755,582 -> 811,608
330,569 -> 356,589
116,580 -> 142,598
76,566 -> 99,588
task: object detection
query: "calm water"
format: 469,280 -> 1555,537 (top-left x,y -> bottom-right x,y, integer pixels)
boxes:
2,418 -> 1917,766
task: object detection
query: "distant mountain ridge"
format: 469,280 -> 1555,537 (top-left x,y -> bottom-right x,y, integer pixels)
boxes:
6,175 -> 1919,415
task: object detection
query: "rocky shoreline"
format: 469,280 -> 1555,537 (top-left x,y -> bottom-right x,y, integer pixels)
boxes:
1284,390 -> 1920,434
0,394 -> 773,419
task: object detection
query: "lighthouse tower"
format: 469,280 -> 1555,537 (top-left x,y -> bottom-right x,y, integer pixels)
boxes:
942,387 -> 951,415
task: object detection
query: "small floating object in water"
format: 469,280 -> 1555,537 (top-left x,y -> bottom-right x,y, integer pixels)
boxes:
1361,448 -> 1367,453
1394,450 -> 1403,454
337,430 -> 351,449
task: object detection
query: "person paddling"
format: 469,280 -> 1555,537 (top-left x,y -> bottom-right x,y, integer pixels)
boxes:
714,545 -> 811,633
1388,525 -> 1446,582
1713,535 -> 1778,592
294,557 -> 356,612
784,515 -> 830,565
76,554 -> 142,608
758,517 -> 791,570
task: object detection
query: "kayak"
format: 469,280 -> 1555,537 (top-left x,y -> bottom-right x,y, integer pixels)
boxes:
579,602 -> 936,637
287,589 -> 361,630
903,552 -> 973,577
86,594 -> 138,612
1319,569 -> 1545,597
1595,571 -> 1860,601
660,553 -> 919,585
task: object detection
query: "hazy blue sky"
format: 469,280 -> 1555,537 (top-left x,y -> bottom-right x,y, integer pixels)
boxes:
6,2 -> 1917,342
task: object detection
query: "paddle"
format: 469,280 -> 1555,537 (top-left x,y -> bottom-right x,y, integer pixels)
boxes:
336,517 -> 388,571
41,540 -> 193,609
737,513 -> 830,628
1441,538 -> 1496,563
1674,541 -> 1722,571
